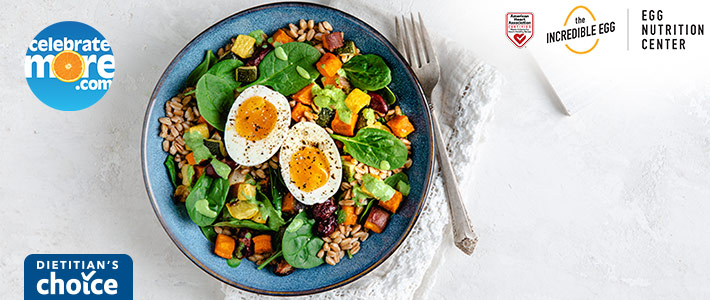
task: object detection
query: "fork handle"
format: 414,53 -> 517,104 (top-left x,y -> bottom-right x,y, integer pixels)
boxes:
430,110 -> 478,255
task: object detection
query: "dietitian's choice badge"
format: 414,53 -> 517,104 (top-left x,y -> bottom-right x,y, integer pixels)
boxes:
24,21 -> 114,111
24,254 -> 132,299
506,13 -> 534,48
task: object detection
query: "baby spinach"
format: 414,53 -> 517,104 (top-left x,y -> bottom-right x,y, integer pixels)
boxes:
269,168 -> 284,212
205,59 -> 243,89
257,190 -> 286,231
397,181 -> 410,196
342,54 -> 391,91
377,86 -> 396,105
257,250 -> 282,270
183,131 -> 213,163
226,257 -> 242,268
385,172 -> 410,196
200,225 -> 217,242
164,155 -> 178,188
185,174 -> 213,225
239,42 -> 321,96
187,50 -> 217,87
186,175 -> 229,226
196,74 -> 235,131
362,174 -> 396,201
282,212 -> 324,269
359,199 -> 376,223
213,219 -> 274,231
331,128 -> 408,170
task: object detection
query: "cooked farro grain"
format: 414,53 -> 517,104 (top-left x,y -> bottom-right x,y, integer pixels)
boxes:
339,200 -> 355,206
325,256 -> 336,266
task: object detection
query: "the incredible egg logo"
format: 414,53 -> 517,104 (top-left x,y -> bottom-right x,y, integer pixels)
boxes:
25,21 -> 114,111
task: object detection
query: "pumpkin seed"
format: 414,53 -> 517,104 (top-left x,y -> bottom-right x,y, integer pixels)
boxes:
274,46 -> 288,61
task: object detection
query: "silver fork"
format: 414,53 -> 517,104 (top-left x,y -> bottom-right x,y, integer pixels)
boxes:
396,13 -> 478,255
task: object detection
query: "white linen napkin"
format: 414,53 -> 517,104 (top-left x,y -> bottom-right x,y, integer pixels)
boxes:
223,1 -> 502,299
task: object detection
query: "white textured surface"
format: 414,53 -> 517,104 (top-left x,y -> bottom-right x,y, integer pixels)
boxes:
2,0 -> 710,299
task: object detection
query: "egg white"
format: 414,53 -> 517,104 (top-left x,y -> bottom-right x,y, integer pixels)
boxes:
224,85 -> 291,166
279,121 -> 342,205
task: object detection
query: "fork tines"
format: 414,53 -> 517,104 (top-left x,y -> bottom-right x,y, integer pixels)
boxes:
395,13 -> 436,68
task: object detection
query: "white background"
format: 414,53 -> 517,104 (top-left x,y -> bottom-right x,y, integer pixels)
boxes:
1,0 -> 709,299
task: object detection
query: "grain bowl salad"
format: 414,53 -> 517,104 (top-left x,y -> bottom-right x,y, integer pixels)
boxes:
159,19 -> 416,275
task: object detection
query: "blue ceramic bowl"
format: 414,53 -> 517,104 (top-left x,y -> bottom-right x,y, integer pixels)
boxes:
142,2 -> 434,296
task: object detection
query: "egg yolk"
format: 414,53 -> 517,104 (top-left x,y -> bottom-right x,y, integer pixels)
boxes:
235,96 -> 277,141
289,146 -> 330,192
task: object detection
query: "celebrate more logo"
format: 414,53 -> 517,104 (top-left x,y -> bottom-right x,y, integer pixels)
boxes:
25,21 -> 115,111
24,254 -> 132,299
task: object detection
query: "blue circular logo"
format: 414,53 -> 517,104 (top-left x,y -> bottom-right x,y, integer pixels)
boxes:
25,21 -> 114,111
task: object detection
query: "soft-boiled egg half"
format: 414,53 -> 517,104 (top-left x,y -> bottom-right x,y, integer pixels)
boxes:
280,122 -> 342,205
224,85 -> 291,166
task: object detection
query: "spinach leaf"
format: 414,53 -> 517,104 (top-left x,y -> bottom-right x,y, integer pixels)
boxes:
282,212 -> 324,269
312,84 -> 350,122
377,86 -> 396,105
196,74 -> 235,131
362,174 -> 396,201
205,59 -> 243,89
257,250 -> 282,270
239,42 -> 321,95
397,181 -> 410,196
257,190 -> 286,231
226,257 -> 242,268
384,172 -> 408,187
359,199 -> 376,223
186,175 -> 229,226
200,225 -> 217,242
385,172 -> 410,196
342,54 -> 391,91
213,219 -> 275,231
330,128 -> 407,170
164,155 -> 178,188
269,168 -> 284,213
185,174 -> 213,225
183,131 -> 213,163
186,50 -> 217,87
210,158 -> 231,179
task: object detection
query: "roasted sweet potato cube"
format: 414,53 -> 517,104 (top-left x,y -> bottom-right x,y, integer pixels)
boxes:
331,111 -> 357,136
386,115 -> 415,138
214,234 -> 236,259
282,193 -> 296,214
342,206 -> 357,226
316,53 -> 342,77
292,83 -> 315,105
379,190 -> 402,214
252,234 -> 273,254
271,29 -> 294,45
291,103 -> 312,122
364,206 -> 390,234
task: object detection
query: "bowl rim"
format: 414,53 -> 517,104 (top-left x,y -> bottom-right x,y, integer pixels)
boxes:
141,1 -> 435,296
